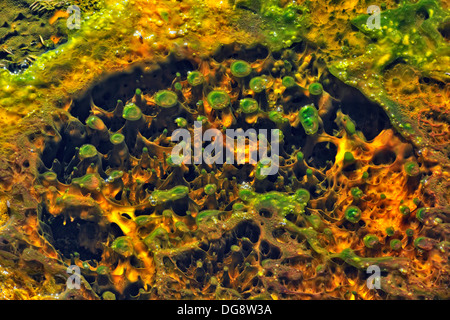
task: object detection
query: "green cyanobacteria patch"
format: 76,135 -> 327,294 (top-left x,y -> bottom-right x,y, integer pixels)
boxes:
343,117 -> 356,135
96,265 -> 110,275
406,228 -> 414,237
416,207 -> 428,222
207,90 -> 230,110
150,185 -> 189,204
108,170 -> 124,181
110,133 -> 125,145
174,82 -> 182,91
249,76 -> 268,93
187,71 -> 204,86
41,171 -> 57,182
399,205 -> 410,216
329,0 -> 450,146
166,154 -> 182,167
154,90 -> 178,108
122,103 -> 142,121
298,104 -> 319,135
385,226 -> 395,236
255,158 -> 273,180
144,227 -> 169,250
268,111 -> 285,125
86,115 -> 106,130
197,115 -> 207,125
294,188 -> 310,204
258,2 -> 311,50
345,205 -> 362,223
134,215 -> 153,227
111,236 -> 134,257
238,188 -> 254,201
333,248 -> 399,270
239,188 -> 308,219
175,221 -> 189,233
239,98 -> 259,114
232,202 -> 245,212
102,291 -> 116,300
175,117 -> 188,127
351,187 -> 363,200
306,214 -> 322,230
350,0 -> 449,72
404,161 -> 420,176
204,184 -> 217,195
195,210 -> 223,225
72,173 -> 101,191
414,237 -> 434,251
231,244 -> 240,252
308,82 -> 323,95
282,76 -> 296,88
363,234 -> 379,248
230,60 -> 252,77
336,111 -> 357,136
343,151 -> 355,165
390,239 -> 402,251
79,144 -> 98,159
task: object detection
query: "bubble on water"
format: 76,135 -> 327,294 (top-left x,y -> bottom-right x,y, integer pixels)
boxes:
239,181 -> 252,191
